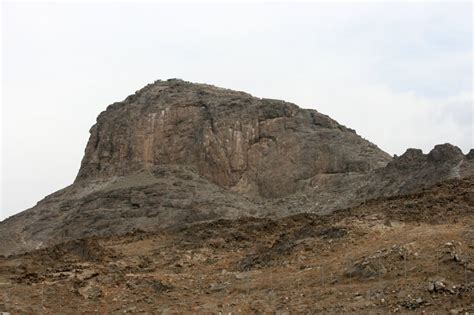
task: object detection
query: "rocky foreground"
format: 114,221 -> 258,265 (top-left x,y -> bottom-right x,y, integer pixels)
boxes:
0,177 -> 473,313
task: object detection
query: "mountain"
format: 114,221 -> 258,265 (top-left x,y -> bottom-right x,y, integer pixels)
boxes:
0,79 -> 472,256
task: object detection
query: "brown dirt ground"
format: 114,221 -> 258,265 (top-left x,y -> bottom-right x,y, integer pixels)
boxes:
1,177 -> 473,314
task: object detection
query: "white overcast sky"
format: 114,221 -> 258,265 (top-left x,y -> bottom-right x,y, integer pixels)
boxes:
1,2 -> 473,220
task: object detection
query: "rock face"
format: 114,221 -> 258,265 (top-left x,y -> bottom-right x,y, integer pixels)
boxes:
0,79 -> 472,256
76,79 -> 390,197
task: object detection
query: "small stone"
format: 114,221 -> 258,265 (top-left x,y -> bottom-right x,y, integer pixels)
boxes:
434,280 -> 446,291
427,282 -> 435,292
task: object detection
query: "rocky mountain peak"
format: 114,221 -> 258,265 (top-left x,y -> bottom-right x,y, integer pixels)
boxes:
75,79 -> 391,198
1,80 -> 471,256
427,143 -> 464,163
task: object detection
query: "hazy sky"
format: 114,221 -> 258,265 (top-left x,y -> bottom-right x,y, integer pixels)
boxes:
1,2 -> 473,220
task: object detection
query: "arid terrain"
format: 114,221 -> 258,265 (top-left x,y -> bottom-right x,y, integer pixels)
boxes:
1,80 -> 473,313
1,177 -> 473,314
